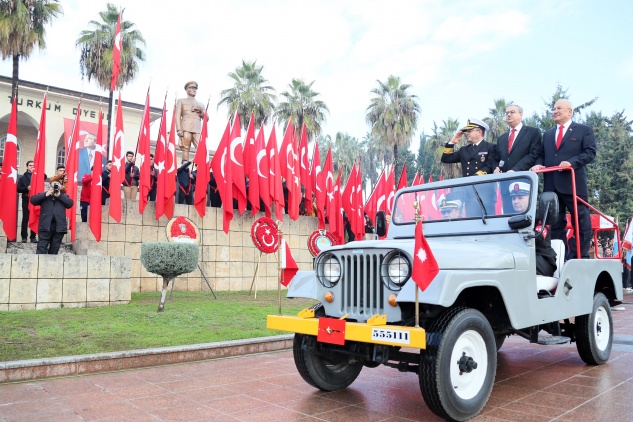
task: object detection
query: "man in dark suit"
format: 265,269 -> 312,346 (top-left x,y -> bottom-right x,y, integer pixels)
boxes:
531,99 -> 596,259
441,118 -> 498,216
30,183 -> 74,254
493,104 -> 542,214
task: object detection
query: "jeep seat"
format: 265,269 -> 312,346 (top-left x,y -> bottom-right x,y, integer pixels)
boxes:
536,239 -> 565,294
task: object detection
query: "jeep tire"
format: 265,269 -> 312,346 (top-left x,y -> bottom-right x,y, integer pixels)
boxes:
293,333 -> 363,391
576,292 -> 613,365
420,308 -> 497,421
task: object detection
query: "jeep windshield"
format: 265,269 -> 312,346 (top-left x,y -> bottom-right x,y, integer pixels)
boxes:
391,175 -> 534,225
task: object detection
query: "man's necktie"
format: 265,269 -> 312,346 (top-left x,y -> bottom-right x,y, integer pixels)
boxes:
556,125 -> 564,149
507,129 -> 516,154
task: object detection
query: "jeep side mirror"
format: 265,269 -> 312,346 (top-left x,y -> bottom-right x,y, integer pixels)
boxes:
376,211 -> 387,237
508,214 -> 532,230
538,192 -> 559,226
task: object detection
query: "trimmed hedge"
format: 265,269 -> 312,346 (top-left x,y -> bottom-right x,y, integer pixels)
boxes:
140,242 -> 199,279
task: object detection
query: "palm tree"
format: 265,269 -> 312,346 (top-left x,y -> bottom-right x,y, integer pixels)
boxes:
361,131 -> 391,190
0,0 -> 63,94
217,60 -> 276,129
76,3 -> 146,91
275,78 -> 329,142
365,75 -> 420,170
332,132 -> 363,180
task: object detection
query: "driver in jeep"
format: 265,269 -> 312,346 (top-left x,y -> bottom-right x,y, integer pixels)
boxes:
510,181 -> 557,276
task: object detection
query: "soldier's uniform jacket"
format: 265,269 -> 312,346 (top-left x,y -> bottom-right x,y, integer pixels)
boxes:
176,97 -> 205,134
441,141 -> 498,177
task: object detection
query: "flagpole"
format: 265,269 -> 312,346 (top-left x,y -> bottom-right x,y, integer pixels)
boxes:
134,84 -> 151,156
414,201 -> 420,328
277,220 -> 283,315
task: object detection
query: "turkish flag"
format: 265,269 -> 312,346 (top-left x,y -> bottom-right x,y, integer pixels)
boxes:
137,89 -> 151,215
154,100 -> 168,220
279,119 -> 294,181
299,123 -> 312,212
385,168 -> 395,216
164,104 -> 177,219
243,113 -> 259,215
342,163 -> 356,231
266,125 -> 284,221
193,113 -> 210,218
210,119 -> 234,233
333,168 -> 344,244
229,113 -> 246,214
0,96 -> 18,240
322,148 -> 335,223
397,163 -> 408,191
280,239 -> 298,286
287,135 -> 301,221
411,221 -> 440,291
109,92 -> 124,223
365,168 -> 385,225
255,125 -> 271,216
311,140 -> 325,229
89,108 -> 104,241
412,172 -> 419,186
110,13 -> 121,91
65,103 -> 80,242
354,164 -> 364,240
28,92 -> 47,234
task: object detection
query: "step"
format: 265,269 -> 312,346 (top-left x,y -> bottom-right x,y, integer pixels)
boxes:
6,241 -> 75,255
537,335 -> 571,345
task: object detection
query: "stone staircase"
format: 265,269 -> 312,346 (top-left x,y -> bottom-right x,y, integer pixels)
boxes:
6,241 -> 74,255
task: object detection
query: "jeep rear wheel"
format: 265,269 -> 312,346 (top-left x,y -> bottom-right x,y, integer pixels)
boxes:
293,334 -> 363,391
576,292 -> 613,365
420,308 -> 496,421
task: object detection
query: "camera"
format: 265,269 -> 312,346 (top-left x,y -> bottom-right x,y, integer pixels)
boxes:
51,182 -> 61,195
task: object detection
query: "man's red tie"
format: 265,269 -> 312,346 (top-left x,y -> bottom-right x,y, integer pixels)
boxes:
556,125 -> 564,149
507,129 -> 516,153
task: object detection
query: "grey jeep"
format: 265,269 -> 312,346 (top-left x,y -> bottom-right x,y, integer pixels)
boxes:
267,170 -> 623,421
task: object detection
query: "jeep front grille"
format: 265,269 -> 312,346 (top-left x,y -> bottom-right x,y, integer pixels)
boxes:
338,252 -> 386,320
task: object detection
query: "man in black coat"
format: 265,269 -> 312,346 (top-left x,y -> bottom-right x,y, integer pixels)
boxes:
102,160 -> 112,205
29,183 -> 74,254
531,99 -> 597,259
16,160 -> 37,243
493,104 -> 542,214
441,118 -> 498,216
177,160 -> 194,205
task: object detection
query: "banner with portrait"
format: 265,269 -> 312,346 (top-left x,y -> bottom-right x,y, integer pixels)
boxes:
63,118 -> 108,184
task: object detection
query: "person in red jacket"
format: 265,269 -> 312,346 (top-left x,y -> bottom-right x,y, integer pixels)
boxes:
80,168 -> 92,222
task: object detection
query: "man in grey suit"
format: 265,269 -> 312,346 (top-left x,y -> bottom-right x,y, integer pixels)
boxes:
493,104 -> 542,213
531,99 -> 597,259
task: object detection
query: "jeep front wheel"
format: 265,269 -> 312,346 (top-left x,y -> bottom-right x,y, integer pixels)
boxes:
420,308 -> 497,421
293,333 -> 363,391
576,292 -> 613,365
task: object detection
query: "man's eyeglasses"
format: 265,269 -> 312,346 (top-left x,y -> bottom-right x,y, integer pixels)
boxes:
505,110 -> 517,115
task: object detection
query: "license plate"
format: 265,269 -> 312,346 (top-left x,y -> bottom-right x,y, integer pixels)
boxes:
371,328 -> 410,345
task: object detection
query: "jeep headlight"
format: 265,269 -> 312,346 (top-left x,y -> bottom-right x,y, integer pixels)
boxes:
382,252 -> 411,289
317,254 -> 341,287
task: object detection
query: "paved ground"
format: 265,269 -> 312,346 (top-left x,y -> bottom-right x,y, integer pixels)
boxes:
1,296 -> 632,421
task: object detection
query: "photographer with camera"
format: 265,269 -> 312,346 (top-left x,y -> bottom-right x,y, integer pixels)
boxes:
29,181 -> 73,254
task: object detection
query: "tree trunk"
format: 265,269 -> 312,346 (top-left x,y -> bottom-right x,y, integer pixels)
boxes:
157,276 -> 171,312
12,54 -> 20,97
393,144 -> 398,173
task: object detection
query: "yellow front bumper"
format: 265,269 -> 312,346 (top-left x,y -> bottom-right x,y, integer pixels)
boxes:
267,315 -> 427,349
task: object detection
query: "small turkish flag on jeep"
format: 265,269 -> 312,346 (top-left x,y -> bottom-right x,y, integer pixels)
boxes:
411,221 -> 439,291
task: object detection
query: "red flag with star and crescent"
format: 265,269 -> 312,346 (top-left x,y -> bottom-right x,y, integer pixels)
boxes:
243,112 -> 259,215
109,93 -> 124,222
65,103 -> 81,242
0,95 -> 19,240
210,118 -> 234,233
311,140 -> 325,229
299,123 -> 312,213
411,221 -> 440,291
267,125 -> 284,221
28,92 -> 47,234
137,89 -> 151,215
193,113 -> 210,218
229,113 -> 246,214
154,99 -> 168,220
89,107 -> 104,241
110,13 -> 121,91
164,103 -> 177,219
255,124 -> 270,216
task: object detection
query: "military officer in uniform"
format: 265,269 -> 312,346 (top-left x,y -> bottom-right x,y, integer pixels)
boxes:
441,118 -> 498,216
176,81 -> 205,162
437,197 -> 463,220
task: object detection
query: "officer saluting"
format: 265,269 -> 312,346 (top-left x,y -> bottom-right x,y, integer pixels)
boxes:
441,118 -> 497,177
441,118 -> 498,216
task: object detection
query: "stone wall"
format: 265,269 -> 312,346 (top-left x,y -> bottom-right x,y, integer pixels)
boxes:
0,254 -> 131,311
73,200 -> 318,293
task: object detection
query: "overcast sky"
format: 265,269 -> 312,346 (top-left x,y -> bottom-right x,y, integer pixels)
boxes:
2,0 -> 631,152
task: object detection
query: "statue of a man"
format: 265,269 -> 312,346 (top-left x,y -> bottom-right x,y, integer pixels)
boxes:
175,81 -> 204,162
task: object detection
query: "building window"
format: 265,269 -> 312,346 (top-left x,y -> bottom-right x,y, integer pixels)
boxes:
0,135 -> 22,168
57,145 -> 66,168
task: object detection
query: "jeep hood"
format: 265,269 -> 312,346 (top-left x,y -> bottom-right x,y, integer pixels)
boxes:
341,238 -> 515,270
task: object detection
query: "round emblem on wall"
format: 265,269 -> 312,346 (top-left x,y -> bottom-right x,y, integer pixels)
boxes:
307,230 -> 339,257
166,216 -> 200,244
251,217 -> 280,254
